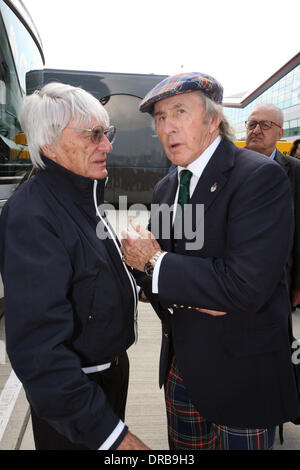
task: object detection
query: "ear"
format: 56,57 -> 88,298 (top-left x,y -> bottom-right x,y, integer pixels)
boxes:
42,144 -> 57,160
209,113 -> 222,134
278,127 -> 284,140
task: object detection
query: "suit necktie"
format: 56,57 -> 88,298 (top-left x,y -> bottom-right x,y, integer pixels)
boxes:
177,169 -> 193,211
173,169 -> 193,241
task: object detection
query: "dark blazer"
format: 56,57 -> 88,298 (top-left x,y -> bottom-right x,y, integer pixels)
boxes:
274,150 -> 300,290
143,138 -> 300,428
0,158 -> 136,449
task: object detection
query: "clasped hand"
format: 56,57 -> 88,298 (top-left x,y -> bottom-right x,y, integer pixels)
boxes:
121,220 -> 160,271
121,220 -> 227,317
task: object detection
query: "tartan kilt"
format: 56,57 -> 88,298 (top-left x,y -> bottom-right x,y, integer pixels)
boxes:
165,357 -> 276,450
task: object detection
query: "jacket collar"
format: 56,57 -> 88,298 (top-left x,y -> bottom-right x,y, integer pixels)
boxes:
161,138 -> 235,209
153,138 -> 236,251
274,149 -> 288,167
37,156 -> 106,207
274,149 -> 291,176
189,138 -> 235,212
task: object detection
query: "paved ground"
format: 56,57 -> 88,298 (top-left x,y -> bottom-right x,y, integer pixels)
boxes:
1,209 -> 300,450
2,304 -> 300,451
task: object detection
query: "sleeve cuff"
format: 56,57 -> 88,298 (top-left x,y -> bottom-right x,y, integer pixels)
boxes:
152,252 -> 168,293
98,420 -> 128,450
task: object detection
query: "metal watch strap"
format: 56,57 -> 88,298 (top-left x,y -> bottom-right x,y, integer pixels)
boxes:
149,250 -> 164,266
144,250 -> 164,277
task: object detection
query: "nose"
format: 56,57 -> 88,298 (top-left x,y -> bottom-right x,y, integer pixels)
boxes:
252,122 -> 262,134
163,117 -> 178,135
97,135 -> 113,152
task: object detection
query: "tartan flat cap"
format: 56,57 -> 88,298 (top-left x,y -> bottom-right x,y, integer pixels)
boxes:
139,72 -> 223,114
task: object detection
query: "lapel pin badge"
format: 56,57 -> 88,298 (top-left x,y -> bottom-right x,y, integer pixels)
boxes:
210,182 -> 217,193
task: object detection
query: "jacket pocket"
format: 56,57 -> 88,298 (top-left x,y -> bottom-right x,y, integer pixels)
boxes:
82,266 -> 134,362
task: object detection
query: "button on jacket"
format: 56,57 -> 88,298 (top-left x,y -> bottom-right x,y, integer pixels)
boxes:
0,157 -> 136,449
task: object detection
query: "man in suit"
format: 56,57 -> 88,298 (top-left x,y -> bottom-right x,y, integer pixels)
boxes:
121,73 -> 300,450
245,103 -> 300,309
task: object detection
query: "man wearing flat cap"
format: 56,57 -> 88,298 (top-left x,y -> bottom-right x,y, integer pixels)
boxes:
121,72 -> 300,450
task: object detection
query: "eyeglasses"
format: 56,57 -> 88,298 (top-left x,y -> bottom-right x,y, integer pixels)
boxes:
67,125 -> 116,144
245,120 -> 282,131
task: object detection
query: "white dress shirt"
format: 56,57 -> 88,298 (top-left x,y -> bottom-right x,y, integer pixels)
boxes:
152,135 -> 222,293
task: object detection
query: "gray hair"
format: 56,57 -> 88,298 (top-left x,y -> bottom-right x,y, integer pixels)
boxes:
152,90 -> 236,142
195,91 -> 236,142
18,82 -> 110,168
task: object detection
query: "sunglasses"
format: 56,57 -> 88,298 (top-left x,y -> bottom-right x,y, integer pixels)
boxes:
67,125 -> 116,145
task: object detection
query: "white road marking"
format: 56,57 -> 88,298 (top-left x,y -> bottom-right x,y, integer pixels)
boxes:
0,340 -> 6,365
0,370 -> 22,442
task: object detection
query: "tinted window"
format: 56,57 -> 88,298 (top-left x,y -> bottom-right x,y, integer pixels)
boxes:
102,94 -> 170,205
0,1 -> 43,208
103,94 -> 168,168
1,0 -> 43,94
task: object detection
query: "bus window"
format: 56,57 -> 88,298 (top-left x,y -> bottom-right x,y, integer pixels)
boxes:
0,0 -> 44,210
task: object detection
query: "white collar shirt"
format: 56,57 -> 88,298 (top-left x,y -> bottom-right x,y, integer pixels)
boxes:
172,135 -> 222,222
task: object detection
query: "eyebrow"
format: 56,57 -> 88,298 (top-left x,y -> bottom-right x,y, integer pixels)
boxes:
154,102 -> 186,117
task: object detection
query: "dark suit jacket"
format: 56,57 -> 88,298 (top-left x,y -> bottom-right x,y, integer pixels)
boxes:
274,150 -> 300,291
142,138 -> 300,428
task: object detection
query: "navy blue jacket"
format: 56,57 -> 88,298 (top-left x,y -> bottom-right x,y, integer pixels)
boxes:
0,158 -> 136,449
274,150 -> 300,291
141,139 -> 300,427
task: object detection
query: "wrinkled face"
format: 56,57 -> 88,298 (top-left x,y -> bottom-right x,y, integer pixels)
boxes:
153,92 -> 221,168
245,107 -> 283,157
43,118 -> 112,179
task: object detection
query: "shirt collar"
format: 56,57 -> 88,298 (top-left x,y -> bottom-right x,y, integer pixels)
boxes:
177,135 -> 222,180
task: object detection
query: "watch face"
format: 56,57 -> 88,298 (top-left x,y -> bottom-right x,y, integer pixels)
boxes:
144,261 -> 154,277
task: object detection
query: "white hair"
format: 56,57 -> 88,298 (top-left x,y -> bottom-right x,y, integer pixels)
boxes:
18,82 -> 110,168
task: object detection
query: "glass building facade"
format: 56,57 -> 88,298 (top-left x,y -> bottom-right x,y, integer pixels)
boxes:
223,60 -> 300,141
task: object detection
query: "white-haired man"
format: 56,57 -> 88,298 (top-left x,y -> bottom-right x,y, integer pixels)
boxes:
0,83 -> 149,450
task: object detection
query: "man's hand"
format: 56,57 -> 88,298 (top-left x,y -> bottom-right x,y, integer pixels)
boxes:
139,290 -> 150,303
195,308 -> 227,316
121,220 -> 161,271
291,289 -> 300,308
116,431 -> 150,450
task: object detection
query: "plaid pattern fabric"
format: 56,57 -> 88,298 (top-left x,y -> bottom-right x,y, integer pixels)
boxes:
139,72 -> 223,114
165,357 -> 276,450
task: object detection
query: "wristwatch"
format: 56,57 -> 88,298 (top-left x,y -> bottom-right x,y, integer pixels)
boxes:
144,250 -> 164,278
